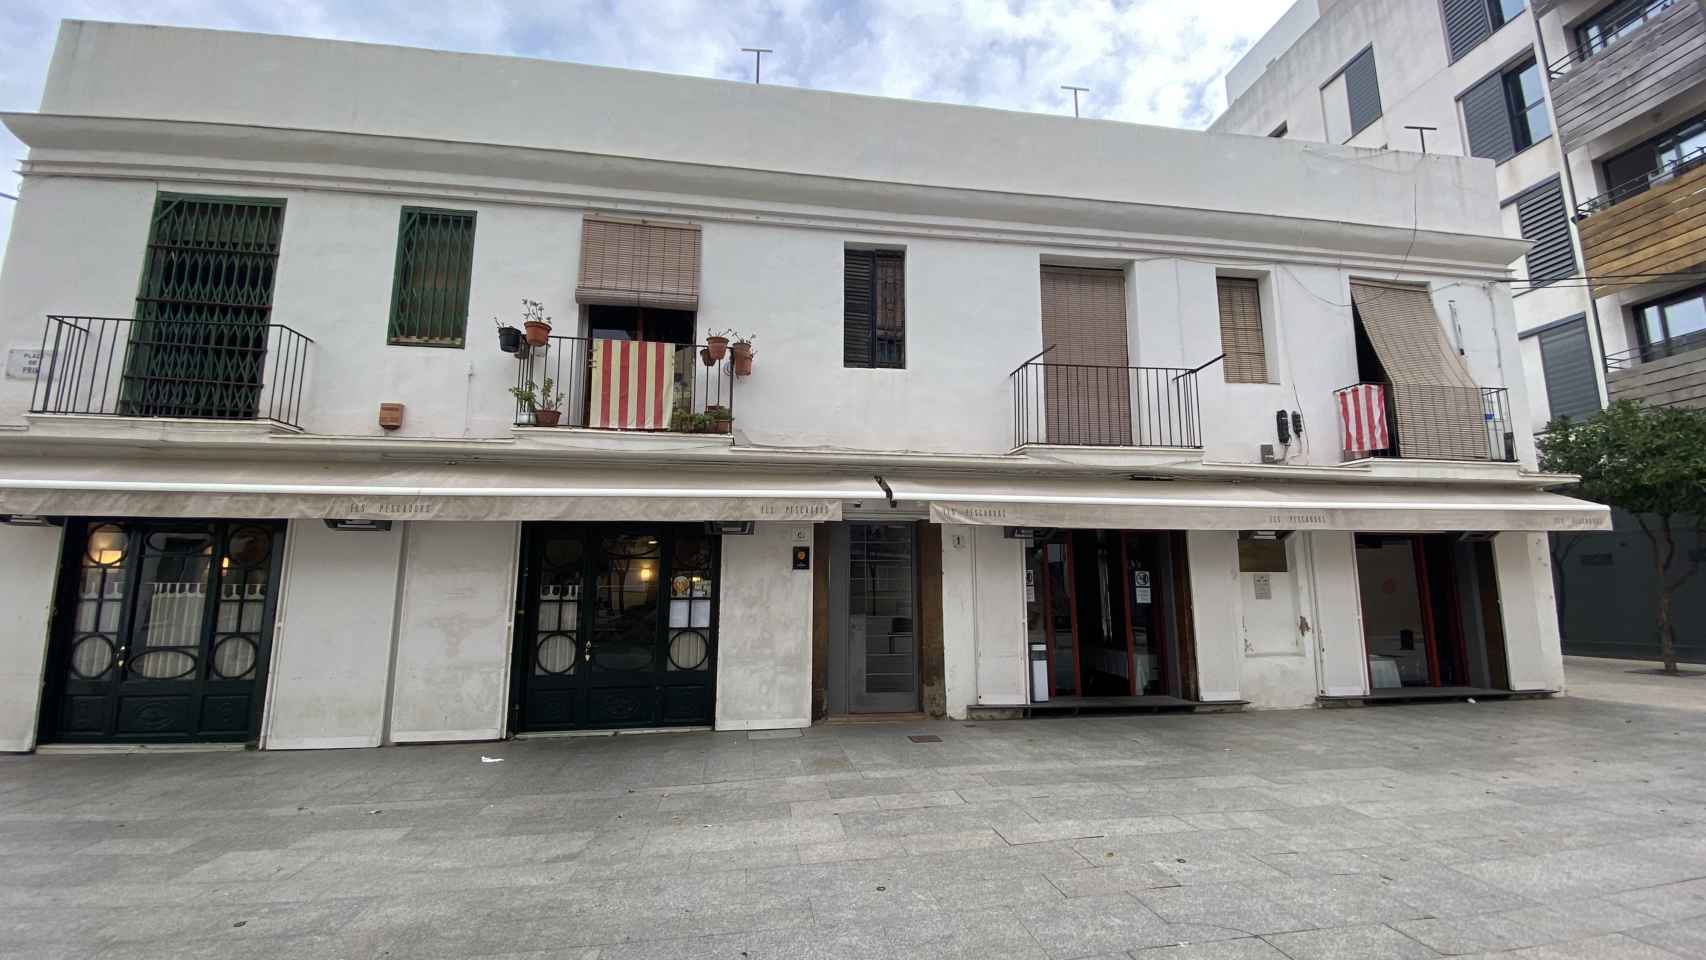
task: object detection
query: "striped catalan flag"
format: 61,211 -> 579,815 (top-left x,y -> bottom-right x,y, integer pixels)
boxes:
1336,383 -> 1390,456
589,339 -> 675,430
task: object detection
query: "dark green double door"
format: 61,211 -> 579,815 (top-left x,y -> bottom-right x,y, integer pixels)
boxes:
512,524 -> 719,731
41,519 -> 285,743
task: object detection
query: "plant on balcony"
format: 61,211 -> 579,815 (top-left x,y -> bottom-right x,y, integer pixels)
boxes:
510,377 -> 566,427
705,405 -> 733,434
495,318 -> 523,354
705,328 -> 733,362
520,299 -> 553,347
1540,400 -> 1706,676
730,333 -> 756,377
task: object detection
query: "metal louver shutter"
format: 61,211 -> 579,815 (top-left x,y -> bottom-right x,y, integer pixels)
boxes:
1461,72 -> 1516,163
1345,48 -> 1383,135
1537,316 -> 1600,421
1216,277 -> 1268,384
1349,280 -> 1487,460
575,217 -> 701,310
844,251 -> 874,368
1514,178 -> 1577,286
1443,0 -> 1494,62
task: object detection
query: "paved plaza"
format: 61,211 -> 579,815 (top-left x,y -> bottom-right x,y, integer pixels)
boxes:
6,673 -> 1706,959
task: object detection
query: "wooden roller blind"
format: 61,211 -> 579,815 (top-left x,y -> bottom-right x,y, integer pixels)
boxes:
1039,266 -> 1129,365
1349,279 -> 1486,460
1215,277 -> 1268,384
576,217 -> 701,310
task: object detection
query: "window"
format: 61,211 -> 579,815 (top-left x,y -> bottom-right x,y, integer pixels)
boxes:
388,207 -> 476,346
1216,277 -> 1269,384
1601,112 -> 1706,206
1533,316 -> 1600,421
1269,122 -> 1288,138
1444,0 -> 1527,62
1343,48 -> 1383,137
1635,284 -> 1706,360
1510,177 -> 1576,285
1461,57 -> 1550,162
844,249 -> 905,368
1578,0 -> 1679,57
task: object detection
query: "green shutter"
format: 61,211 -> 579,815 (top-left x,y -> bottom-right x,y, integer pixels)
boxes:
388,207 -> 477,347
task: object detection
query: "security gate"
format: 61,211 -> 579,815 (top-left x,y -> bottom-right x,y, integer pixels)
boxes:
39,519 -> 285,743
511,524 -> 718,731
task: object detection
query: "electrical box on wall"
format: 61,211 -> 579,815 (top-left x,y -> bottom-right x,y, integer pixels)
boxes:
1260,444 -> 1279,464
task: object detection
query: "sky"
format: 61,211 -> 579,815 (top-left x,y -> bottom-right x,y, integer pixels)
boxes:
0,0 -> 1298,268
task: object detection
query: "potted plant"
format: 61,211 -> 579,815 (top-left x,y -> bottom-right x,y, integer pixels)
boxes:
705,329 -> 733,362
670,409 -> 697,433
509,377 -> 566,427
521,299 -> 552,347
495,318 -> 523,354
730,334 -> 755,377
705,405 -> 734,434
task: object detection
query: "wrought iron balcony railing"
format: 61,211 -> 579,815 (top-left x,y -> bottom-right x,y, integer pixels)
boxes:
513,335 -> 737,432
29,315 -> 313,429
1010,356 -> 1202,448
1334,382 -> 1515,463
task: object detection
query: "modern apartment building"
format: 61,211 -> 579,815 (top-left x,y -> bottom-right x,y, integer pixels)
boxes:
0,21 -> 1606,751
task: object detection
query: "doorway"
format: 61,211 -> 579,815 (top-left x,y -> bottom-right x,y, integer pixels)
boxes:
511,523 -> 718,731
1024,530 -> 1194,700
1355,533 -> 1508,690
827,522 -> 920,714
40,519 -> 285,743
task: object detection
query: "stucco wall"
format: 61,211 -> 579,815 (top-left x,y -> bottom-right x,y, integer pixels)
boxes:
0,523 -> 63,751
940,524 -> 1026,715
262,518 -> 403,750
1310,532 -> 1371,696
388,521 -> 518,742
1495,531 -> 1567,692
1187,531 -> 1245,703
716,521 -> 814,730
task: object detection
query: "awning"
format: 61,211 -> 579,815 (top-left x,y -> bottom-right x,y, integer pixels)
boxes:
0,458 -> 868,522
887,476 -> 1611,533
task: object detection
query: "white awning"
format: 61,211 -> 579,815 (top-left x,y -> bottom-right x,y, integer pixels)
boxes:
888,476 -> 1610,533
0,458 -> 870,522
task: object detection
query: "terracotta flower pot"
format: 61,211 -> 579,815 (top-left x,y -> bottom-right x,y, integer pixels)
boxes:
533,409 -> 562,427
700,348 -> 715,367
705,336 -> 729,361
524,320 -> 552,347
731,342 -> 753,377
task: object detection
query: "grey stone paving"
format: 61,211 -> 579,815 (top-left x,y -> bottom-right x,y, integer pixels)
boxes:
5,689 -> 1706,959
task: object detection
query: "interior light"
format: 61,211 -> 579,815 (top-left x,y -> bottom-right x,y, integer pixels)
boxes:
96,549 -> 123,566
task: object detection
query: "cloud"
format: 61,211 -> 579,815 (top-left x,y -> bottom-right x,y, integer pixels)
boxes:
0,0 -> 1294,269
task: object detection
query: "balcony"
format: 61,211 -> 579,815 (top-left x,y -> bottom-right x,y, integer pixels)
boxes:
29,315 -> 313,430
1575,148 -> 1706,297
1546,0 -> 1706,149
1333,383 -> 1515,462
1010,358 -> 1202,449
513,336 -> 737,433
1605,334 -> 1706,408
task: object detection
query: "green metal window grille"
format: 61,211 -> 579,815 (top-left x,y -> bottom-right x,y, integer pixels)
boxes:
124,193 -> 286,419
388,207 -> 477,347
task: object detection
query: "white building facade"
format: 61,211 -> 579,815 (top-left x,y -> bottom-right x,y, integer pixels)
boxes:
0,21 -> 1606,752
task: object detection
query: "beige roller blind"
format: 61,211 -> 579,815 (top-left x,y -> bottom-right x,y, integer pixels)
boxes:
1039,266 -> 1131,445
1349,279 -> 1486,460
1216,277 -> 1268,384
576,217 -> 701,310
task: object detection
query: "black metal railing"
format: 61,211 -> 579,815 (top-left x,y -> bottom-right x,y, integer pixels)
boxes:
29,315 -> 313,429
514,336 -> 736,431
1576,146 -> 1706,218
1547,0 -> 1681,76
1605,330 -> 1706,371
1010,355 -> 1201,448
1334,382 -> 1515,463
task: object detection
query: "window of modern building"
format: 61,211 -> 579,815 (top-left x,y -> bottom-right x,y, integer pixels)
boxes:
1461,56 -> 1550,162
844,249 -> 905,368
1600,111 -> 1706,205
388,207 -> 477,347
1215,277 -> 1269,384
1533,316 -> 1600,421
1444,0 -> 1528,62
1510,177 -> 1576,285
1635,284 -> 1706,359
1578,0 -> 1679,58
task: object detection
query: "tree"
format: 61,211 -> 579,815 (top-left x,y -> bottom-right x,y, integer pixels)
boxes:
1539,400 -> 1706,675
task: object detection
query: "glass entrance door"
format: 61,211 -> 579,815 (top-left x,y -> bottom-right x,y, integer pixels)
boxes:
514,524 -> 717,731
42,520 -> 283,743
828,522 -> 920,714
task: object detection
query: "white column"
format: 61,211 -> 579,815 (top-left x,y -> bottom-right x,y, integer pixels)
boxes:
389,521 -> 519,743
0,524 -> 64,752
941,525 -> 1026,717
716,521 -> 813,730
1187,530 -> 1244,702
1310,532 -> 1370,697
1494,532 -> 1566,693
261,519 -> 404,750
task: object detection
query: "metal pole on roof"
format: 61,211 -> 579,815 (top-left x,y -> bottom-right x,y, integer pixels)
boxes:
0,192 -> 16,201
1403,125 -> 1438,154
741,48 -> 772,84
1060,85 -> 1088,118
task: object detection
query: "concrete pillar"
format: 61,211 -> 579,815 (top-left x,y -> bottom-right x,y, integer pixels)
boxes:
1494,532 -> 1566,693
1310,532 -> 1370,697
941,524 -> 1026,716
716,521 -> 813,730
0,523 -> 64,752
1187,530 -> 1244,702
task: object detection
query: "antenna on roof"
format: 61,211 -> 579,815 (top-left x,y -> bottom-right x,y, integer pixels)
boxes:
1403,125 -> 1438,154
1060,85 -> 1088,118
741,48 -> 773,84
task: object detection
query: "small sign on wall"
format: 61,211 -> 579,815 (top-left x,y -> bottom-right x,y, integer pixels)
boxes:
1253,573 -> 1273,600
6,348 -> 46,381
792,546 -> 810,570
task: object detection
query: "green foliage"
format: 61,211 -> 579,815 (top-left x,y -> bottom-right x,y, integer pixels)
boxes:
508,377 -> 565,414
1538,400 -> 1706,518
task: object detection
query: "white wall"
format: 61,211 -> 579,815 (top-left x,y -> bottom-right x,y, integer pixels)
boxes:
940,524 -> 1026,716
715,521 -> 814,730
388,521 -> 518,742
1310,532 -> 1370,696
1239,536 -> 1318,709
0,523 -> 62,751
1187,531 -> 1245,702
1494,531 -> 1566,692
1228,0 -> 1323,103
262,518 -> 403,750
